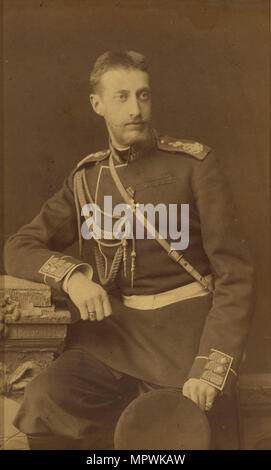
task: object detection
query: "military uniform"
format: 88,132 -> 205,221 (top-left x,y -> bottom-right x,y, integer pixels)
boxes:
4,131 -> 254,448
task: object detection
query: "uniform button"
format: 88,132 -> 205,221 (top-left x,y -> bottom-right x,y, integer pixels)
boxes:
215,365 -> 225,374
209,352 -> 218,361
204,361 -> 216,370
220,358 -> 228,364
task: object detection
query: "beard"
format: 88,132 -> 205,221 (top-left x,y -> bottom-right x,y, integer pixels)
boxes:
130,126 -> 156,154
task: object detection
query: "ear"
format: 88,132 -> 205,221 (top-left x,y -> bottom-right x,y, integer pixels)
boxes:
90,93 -> 104,117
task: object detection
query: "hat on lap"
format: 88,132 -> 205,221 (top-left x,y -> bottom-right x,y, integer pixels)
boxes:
114,389 -> 211,450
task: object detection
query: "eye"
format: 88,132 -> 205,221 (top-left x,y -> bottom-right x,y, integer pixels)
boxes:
116,93 -> 128,102
139,90 -> 150,101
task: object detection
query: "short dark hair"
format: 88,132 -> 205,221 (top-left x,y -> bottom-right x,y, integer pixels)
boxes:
90,50 -> 148,93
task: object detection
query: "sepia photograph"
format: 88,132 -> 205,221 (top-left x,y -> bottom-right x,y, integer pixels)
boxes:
1,0 -> 270,454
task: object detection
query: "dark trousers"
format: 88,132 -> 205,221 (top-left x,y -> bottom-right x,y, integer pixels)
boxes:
13,348 -> 241,450
14,348 -> 140,449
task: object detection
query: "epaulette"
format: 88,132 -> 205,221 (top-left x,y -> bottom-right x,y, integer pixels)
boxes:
157,135 -> 211,160
74,149 -> 110,172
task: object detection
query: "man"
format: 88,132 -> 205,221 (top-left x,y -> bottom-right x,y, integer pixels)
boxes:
4,50 -> 254,450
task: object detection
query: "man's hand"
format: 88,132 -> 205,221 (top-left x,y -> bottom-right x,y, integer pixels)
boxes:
182,378 -> 218,412
66,271 -> 112,322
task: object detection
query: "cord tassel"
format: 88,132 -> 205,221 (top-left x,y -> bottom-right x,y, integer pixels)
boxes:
130,237 -> 136,288
122,238 -> 128,277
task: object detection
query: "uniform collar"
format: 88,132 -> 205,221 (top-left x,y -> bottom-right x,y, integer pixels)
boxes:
109,128 -> 157,164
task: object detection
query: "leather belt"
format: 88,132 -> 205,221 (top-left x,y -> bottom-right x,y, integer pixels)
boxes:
122,275 -> 213,310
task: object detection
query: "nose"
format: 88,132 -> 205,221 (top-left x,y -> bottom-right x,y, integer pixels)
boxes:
128,96 -> 141,118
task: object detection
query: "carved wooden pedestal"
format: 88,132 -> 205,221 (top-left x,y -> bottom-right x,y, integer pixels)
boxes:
0,275 -> 71,449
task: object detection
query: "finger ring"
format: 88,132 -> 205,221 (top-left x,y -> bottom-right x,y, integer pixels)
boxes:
88,311 -> 96,320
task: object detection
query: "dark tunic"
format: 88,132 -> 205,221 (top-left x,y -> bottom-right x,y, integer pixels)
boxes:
4,132 -> 255,394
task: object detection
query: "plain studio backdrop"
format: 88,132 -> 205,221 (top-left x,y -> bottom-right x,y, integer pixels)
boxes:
2,0 -> 270,376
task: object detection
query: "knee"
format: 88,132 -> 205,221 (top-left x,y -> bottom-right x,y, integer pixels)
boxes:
23,374 -> 47,408
12,371 -> 57,434
23,369 -> 63,408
